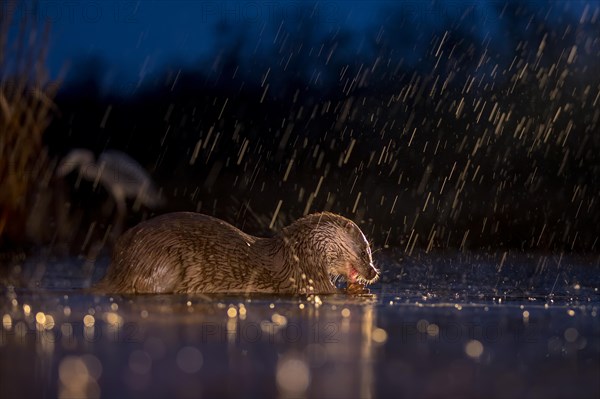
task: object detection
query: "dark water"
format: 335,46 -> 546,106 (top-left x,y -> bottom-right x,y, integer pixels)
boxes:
1,251 -> 599,399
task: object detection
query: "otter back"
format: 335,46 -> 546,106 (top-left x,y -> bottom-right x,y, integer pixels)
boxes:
99,212 -> 280,294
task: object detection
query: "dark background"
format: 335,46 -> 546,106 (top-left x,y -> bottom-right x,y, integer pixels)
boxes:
21,1 -> 600,252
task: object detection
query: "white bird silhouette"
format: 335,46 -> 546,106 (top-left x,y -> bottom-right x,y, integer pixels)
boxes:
56,148 -> 165,216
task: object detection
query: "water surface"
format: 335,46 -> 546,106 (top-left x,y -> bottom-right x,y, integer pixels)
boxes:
1,251 -> 599,398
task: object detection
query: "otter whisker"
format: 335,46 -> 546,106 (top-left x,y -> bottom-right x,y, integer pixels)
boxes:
330,273 -> 342,284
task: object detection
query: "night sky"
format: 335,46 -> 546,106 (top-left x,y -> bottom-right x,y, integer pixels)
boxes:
35,0 -> 381,93
18,0 -> 594,94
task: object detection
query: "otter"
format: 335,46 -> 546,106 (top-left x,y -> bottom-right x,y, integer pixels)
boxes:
95,212 -> 379,294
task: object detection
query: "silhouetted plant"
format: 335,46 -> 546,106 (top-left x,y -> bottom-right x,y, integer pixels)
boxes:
0,2 -> 59,247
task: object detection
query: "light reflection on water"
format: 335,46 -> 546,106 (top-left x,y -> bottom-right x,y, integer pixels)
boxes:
0,251 -> 599,398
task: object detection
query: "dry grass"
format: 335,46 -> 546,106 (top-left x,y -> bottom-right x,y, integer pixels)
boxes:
0,3 -> 59,245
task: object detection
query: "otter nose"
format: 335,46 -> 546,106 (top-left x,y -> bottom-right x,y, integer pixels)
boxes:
365,266 -> 378,280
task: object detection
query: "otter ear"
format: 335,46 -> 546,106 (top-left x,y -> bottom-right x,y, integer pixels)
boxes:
343,220 -> 355,232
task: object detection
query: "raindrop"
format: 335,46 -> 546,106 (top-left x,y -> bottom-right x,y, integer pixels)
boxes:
465,340 -> 484,359
128,350 -> 152,375
276,355 -> 310,395
176,346 -> 203,374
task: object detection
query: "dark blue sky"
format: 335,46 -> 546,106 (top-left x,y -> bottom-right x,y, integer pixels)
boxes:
38,1 -> 378,91
11,1 -> 593,93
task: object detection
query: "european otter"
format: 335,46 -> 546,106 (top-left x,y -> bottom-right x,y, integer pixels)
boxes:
96,212 -> 379,294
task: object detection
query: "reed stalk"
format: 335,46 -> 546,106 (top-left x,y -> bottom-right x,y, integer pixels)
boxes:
0,2 -> 59,246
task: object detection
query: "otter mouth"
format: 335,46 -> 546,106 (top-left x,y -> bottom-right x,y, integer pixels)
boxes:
329,263 -> 380,287
347,264 -> 379,285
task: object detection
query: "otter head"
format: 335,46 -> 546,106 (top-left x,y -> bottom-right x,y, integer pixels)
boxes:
306,213 -> 380,286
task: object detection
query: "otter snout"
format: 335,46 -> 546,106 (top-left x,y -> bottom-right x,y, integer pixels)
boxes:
365,265 -> 379,281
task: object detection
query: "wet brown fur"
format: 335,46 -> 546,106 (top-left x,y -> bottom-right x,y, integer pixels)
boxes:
96,212 -> 378,294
